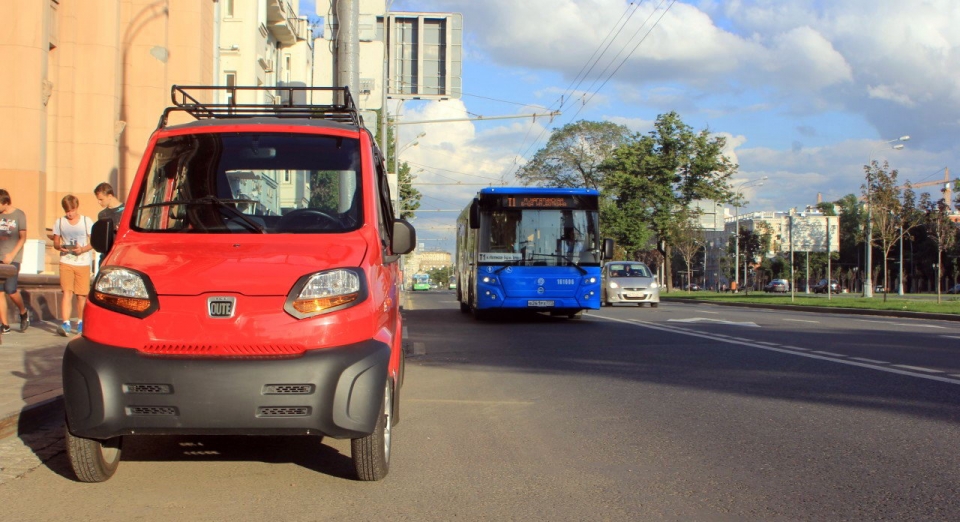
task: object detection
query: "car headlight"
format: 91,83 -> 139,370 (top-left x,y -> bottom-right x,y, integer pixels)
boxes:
285,268 -> 367,318
90,267 -> 158,318
650,281 -> 659,289
609,281 -> 619,289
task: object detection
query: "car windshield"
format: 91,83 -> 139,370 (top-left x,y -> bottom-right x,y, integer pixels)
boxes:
607,263 -> 652,278
132,133 -> 362,234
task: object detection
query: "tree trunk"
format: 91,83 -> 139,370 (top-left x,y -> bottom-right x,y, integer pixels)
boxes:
661,242 -> 672,291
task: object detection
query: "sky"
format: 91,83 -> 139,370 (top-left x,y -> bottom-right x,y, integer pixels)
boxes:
304,0 -> 960,255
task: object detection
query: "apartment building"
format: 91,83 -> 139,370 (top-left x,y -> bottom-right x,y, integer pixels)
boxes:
1,0 -> 315,274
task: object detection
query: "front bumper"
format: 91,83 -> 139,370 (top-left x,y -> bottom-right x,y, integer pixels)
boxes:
607,288 -> 659,303
62,337 -> 390,440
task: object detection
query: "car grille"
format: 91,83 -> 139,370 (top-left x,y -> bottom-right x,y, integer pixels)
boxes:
140,343 -> 307,357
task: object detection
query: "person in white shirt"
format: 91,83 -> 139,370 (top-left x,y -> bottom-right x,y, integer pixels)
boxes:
53,195 -> 94,336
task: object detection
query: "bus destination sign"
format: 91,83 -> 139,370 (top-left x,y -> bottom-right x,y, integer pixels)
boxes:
502,196 -> 573,208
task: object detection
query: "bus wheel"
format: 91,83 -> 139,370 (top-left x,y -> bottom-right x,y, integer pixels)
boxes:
351,379 -> 393,481
568,311 -> 583,320
65,424 -> 122,482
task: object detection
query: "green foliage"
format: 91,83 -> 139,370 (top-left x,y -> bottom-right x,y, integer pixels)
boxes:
599,111 -> 738,286
426,265 -> 453,287
398,161 -> 421,220
517,120 -> 631,189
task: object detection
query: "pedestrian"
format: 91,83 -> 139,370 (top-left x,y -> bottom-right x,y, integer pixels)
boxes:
93,182 -> 124,264
0,189 -> 30,333
53,195 -> 94,336
94,182 -> 124,231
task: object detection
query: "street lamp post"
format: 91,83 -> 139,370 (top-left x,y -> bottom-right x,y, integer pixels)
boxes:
864,135 -> 909,297
733,177 -> 767,292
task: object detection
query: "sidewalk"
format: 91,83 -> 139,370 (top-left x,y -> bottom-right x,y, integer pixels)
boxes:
0,320 -> 70,440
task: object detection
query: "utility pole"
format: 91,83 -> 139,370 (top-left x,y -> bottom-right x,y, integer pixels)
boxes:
335,0 -> 360,100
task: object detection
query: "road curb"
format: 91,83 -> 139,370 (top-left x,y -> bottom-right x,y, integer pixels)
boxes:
662,297 -> 960,322
0,396 -> 63,441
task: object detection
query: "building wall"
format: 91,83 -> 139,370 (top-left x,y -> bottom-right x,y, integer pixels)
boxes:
0,0 -> 214,274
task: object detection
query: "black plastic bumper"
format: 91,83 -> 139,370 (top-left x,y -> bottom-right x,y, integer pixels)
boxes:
62,337 -> 390,440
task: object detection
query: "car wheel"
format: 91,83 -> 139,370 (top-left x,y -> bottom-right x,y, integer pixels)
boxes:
65,424 -> 122,482
351,379 -> 393,481
650,302 -> 659,308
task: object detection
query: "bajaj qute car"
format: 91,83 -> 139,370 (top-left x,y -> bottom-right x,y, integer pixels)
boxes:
62,86 -> 415,483
601,261 -> 659,307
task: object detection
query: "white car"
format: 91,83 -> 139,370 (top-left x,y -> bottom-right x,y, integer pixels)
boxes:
601,261 -> 660,307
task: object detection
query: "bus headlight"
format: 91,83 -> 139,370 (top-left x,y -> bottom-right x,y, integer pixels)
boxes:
481,276 -> 498,284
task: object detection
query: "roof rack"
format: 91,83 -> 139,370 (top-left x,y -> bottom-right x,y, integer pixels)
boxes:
157,85 -> 363,129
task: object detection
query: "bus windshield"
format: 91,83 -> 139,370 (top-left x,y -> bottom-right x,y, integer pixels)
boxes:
478,208 -> 600,266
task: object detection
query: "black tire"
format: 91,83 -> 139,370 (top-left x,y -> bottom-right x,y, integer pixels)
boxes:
65,425 -> 122,482
651,302 -> 659,308
351,379 -> 393,481
568,311 -> 583,320
472,306 -> 489,320
458,287 -> 469,313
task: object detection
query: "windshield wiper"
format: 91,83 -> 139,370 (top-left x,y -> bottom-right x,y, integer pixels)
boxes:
138,196 -> 266,233
525,253 -> 588,275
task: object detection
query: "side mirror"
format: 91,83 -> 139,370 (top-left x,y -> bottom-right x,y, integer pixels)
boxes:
468,199 -> 480,229
91,218 -> 115,254
391,219 -> 416,255
602,238 -> 615,260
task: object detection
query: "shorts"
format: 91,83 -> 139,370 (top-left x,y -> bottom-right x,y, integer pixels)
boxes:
60,263 -> 91,296
1,262 -> 20,294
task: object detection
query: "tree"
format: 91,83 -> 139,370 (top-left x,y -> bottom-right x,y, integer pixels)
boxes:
863,160 -> 924,302
669,209 -> 705,291
398,161 -> 421,220
382,114 -> 422,220
923,197 -> 958,302
517,120 -> 631,190
427,265 -> 453,288
601,112 -> 737,290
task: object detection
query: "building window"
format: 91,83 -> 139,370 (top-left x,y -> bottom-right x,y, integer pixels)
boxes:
224,72 -> 236,105
225,0 -> 234,18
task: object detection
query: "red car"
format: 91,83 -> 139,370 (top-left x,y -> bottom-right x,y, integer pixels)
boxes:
62,86 -> 415,482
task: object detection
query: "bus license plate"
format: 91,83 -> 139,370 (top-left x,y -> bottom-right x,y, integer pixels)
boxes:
527,300 -> 555,307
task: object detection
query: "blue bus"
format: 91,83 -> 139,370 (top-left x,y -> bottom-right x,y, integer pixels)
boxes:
455,187 -> 613,319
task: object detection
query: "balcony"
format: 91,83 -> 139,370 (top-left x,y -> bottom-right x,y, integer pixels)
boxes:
266,0 -> 303,45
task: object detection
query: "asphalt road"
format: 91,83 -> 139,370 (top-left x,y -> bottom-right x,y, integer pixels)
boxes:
2,291 -> 959,520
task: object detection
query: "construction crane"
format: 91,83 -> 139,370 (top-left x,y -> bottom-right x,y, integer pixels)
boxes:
904,167 -> 956,202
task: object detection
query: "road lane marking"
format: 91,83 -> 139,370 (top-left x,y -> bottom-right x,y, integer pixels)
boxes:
941,336 -> 960,340
852,357 -> 890,364
591,315 -> 960,386
667,318 -> 760,327
892,364 -> 943,373
782,346 -> 809,351
783,318 -> 819,323
757,341 -> 780,346
812,351 -> 846,357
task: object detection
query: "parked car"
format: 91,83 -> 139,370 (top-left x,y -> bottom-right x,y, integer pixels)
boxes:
602,261 -> 659,307
947,284 -> 960,294
812,278 -> 841,294
61,85 -> 416,483
684,283 -> 701,291
764,279 -> 790,293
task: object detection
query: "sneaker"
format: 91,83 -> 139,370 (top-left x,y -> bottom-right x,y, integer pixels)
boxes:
57,322 -> 72,337
19,312 -> 29,332
76,321 -> 83,335
0,324 -> 9,334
